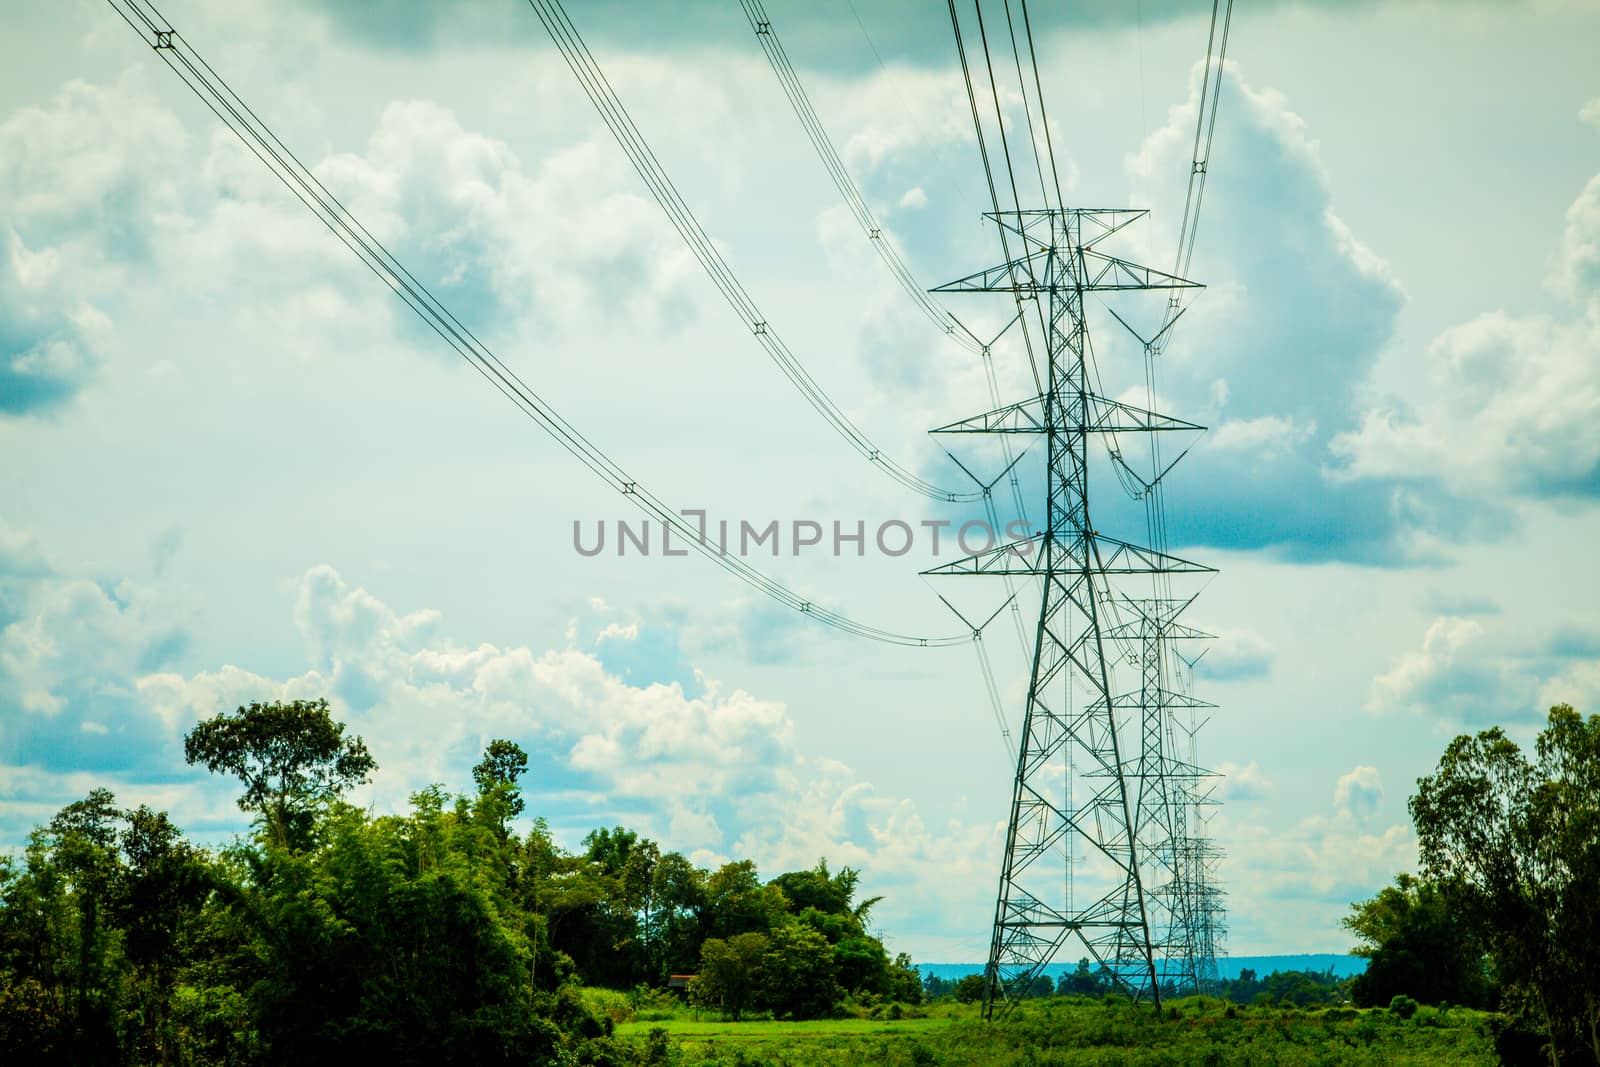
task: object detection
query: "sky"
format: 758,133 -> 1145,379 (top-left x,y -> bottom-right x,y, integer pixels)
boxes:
3,0 -> 1599,961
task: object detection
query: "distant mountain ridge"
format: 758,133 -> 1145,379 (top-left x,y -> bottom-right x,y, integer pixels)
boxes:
919,953 -> 1366,982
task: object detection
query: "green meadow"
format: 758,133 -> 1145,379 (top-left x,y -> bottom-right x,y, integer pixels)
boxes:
605,995 -> 1500,1066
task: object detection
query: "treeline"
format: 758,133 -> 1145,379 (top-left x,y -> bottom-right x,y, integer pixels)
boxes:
923,964 -> 1350,1008
1344,704 -> 1599,1067
0,700 -> 919,1065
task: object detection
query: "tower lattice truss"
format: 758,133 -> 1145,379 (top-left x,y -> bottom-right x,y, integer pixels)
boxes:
926,208 -> 1227,1016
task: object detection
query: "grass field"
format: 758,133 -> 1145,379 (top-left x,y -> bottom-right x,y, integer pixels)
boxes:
605,996 -> 1501,1066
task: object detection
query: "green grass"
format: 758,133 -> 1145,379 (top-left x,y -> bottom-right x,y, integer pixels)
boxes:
608,996 -> 1501,1066
618,1014 -> 954,1038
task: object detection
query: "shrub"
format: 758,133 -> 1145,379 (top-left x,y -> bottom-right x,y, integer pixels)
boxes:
1387,993 -> 1419,1020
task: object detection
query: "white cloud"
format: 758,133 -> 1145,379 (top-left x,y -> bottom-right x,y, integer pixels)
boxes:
897,186 -> 928,210
1333,765 -> 1383,820
1215,759 -> 1273,802
1195,629 -> 1275,681
1331,308 -> 1600,495
0,548 -> 1002,956
1215,767 -> 1414,951
1331,132 -> 1600,500
1555,170 -> 1600,301
1204,415 -> 1316,456
1364,614 -> 1591,725
1580,97 -> 1600,131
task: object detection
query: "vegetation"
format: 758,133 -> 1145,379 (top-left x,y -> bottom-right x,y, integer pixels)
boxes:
614,995 -> 1498,1065
2,697 -> 1593,1066
0,699 -> 919,1064
1347,704 -> 1600,1066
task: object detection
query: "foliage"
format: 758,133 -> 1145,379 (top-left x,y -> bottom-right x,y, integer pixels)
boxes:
760,920 -> 842,1020
1217,967 -> 1351,1008
954,974 -> 986,1004
1409,703 -> 1600,1065
617,996 -> 1500,1065
183,698 -> 376,848
691,932 -> 769,1021
0,704 -> 919,1064
1344,873 -> 1491,1008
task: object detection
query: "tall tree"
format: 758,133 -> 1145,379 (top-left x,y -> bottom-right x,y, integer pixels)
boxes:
184,699 -> 376,848
1343,873 -> 1490,1008
1410,703 -> 1600,1065
472,739 -> 529,821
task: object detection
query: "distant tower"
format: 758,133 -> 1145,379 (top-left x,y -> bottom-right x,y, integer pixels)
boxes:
926,208 -> 1215,1015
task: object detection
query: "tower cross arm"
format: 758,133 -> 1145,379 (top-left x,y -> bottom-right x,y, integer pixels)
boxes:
931,394 -> 1206,435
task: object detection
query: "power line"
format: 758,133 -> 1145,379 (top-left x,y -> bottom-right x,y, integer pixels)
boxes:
104,0 -> 969,650
527,0 -> 981,504
740,0 -> 985,355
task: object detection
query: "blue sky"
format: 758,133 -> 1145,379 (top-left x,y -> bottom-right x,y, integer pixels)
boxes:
3,0 -> 1599,960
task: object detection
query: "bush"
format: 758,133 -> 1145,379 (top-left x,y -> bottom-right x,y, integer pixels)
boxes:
583,988 -> 637,1026
1388,993 -> 1419,1020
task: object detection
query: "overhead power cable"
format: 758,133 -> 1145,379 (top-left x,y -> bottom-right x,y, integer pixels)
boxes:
737,0 -> 983,355
946,0 -> 1045,399
739,0 -> 1037,593
104,0 -> 968,649
525,0 -> 979,504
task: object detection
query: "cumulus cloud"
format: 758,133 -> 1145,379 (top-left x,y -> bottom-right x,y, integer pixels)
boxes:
1333,765 -> 1383,820
311,100 -> 705,335
1367,615 -> 1598,725
1331,116 -> 1600,504
1330,308 -> 1600,497
1215,768 -> 1414,950
1,67 -> 717,417
0,524 -> 192,786
1195,629 -> 1275,682
1215,759 -> 1273,802
0,75 -> 187,416
0,233 -> 110,417
1107,65 -> 1409,559
0,542 -> 1000,950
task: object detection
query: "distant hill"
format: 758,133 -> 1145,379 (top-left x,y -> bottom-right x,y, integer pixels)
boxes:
920,953 -> 1366,983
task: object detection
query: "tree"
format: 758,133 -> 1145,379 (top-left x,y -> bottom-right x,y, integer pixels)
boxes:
760,920 -> 842,1020
184,699 -> 376,848
472,739 -> 529,820
834,935 -> 889,995
954,974 -> 986,1004
38,790 -> 125,1061
690,933 -> 768,1021
117,806 -> 210,1066
1410,704 -> 1600,1066
704,860 -> 787,939
1344,873 -> 1491,1008
887,953 -> 923,1005
648,851 -> 707,979
1058,957 -> 1109,997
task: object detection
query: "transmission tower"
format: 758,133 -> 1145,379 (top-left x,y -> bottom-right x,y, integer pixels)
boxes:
925,207 -> 1213,1015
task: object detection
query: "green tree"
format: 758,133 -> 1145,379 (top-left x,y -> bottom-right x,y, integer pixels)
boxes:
472,739 -> 529,821
1410,703 -> 1600,1065
760,920 -> 842,1020
647,851 -> 707,979
1344,873 -> 1491,1008
954,973 -> 987,1004
184,699 -> 376,848
834,935 -> 890,995
690,932 -> 768,1020
1058,957 -> 1109,997
117,806 -> 211,1065
704,860 -> 787,939
887,952 -> 923,1004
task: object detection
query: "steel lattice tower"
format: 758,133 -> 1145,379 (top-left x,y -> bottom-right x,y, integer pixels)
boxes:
926,207 -> 1214,1016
